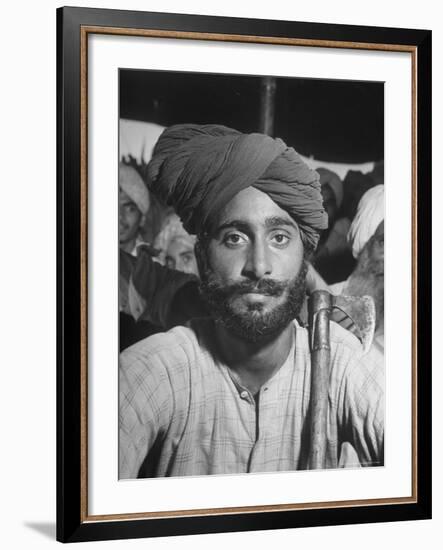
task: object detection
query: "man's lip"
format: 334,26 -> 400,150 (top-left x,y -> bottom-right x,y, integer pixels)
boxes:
240,289 -> 277,295
240,291 -> 272,300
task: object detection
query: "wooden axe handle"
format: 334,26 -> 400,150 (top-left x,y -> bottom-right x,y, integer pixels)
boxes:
308,290 -> 332,469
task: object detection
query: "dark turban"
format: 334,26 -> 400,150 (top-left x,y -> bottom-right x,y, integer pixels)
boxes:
147,124 -> 328,250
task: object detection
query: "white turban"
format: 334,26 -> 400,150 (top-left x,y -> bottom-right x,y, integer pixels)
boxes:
348,185 -> 384,258
119,163 -> 151,215
154,213 -> 196,264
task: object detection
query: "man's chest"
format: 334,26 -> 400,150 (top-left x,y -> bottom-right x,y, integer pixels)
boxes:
158,375 -> 318,475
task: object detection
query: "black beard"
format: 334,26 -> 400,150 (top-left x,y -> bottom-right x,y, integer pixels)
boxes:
199,262 -> 308,343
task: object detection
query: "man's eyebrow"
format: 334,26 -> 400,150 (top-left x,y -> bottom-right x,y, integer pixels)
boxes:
215,220 -> 251,233
215,217 -> 298,233
264,216 -> 298,230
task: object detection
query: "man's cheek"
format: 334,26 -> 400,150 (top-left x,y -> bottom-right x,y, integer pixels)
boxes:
208,246 -> 242,278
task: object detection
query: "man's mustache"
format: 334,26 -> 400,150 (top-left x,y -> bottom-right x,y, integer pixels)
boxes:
208,278 -> 288,298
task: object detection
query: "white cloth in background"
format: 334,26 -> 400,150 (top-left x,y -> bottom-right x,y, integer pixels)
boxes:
347,185 -> 384,259
120,119 -> 165,164
119,163 -> 151,215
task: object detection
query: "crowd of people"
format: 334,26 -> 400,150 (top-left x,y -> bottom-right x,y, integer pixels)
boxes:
118,123 -> 384,478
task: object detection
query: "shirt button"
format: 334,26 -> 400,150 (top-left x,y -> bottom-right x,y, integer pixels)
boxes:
240,390 -> 249,399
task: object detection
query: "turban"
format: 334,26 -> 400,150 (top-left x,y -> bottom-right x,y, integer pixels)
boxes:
317,167 -> 344,209
147,124 -> 327,250
348,184 -> 384,258
119,163 -> 151,215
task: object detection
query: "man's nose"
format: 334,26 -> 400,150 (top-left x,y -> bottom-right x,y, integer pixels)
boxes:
242,240 -> 272,279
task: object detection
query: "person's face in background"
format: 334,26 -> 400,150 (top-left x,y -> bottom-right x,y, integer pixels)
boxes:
368,220 -> 384,268
321,183 -> 338,226
346,220 -> 384,333
119,189 -> 144,246
165,236 -> 199,275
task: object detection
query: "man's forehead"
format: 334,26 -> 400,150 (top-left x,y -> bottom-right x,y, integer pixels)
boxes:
215,186 -> 295,228
168,236 -> 195,251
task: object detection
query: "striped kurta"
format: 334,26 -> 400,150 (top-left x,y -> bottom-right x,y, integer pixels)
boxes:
119,318 -> 384,478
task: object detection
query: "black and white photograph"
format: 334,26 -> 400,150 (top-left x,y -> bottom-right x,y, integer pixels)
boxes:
118,69 -> 385,479
53,5 -> 431,544
0,0 -> 437,547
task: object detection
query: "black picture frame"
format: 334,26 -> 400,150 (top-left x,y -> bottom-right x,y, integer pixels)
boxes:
57,6 -> 432,543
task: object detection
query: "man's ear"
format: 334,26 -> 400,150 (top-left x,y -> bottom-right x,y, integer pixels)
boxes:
139,213 -> 146,228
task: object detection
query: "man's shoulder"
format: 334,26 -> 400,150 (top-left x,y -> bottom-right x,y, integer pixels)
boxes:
120,318 -> 211,369
329,321 -> 384,389
329,320 -> 364,353
293,319 -> 363,354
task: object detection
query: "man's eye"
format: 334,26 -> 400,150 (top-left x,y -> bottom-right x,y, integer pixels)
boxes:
182,253 -> 192,264
223,233 -> 247,247
122,204 -> 136,215
271,233 -> 290,246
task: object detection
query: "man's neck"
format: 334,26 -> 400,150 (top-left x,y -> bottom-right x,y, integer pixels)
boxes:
214,322 -> 295,395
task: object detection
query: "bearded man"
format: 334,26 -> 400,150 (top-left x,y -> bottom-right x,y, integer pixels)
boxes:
119,124 -> 384,479
331,186 -> 385,355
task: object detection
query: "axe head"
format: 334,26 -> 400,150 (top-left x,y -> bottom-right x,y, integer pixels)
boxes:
330,294 -> 376,354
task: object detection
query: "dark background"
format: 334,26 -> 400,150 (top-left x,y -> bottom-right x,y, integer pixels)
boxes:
120,69 -> 384,164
